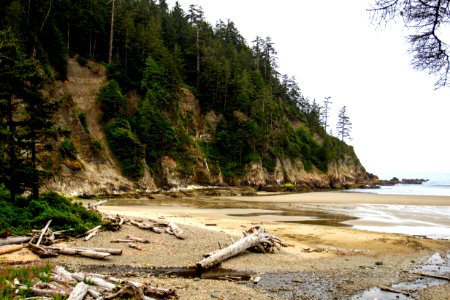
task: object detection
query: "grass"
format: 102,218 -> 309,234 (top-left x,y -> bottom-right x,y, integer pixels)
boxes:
0,261 -> 63,299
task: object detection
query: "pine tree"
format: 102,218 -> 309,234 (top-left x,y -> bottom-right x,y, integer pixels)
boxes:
336,106 -> 352,142
0,29 -> 59,200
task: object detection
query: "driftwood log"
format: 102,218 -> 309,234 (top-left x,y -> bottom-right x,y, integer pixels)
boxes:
166,222 -> 186,239
0,244 -> 24,255
27,243 -> 58,258
84,225 -> 101,241
47,246 -> 122,255
36,220 -> 52,246
196,225 -> 285,270
45,246 -> 111,260
67,282 -> 89,300
0,236 -> 32,246
129,219 -> 162,233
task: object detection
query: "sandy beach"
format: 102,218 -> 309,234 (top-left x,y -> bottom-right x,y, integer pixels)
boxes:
4,191 -> 449,299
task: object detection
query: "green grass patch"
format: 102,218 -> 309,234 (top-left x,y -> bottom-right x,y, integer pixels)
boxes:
0,261 -> 59,299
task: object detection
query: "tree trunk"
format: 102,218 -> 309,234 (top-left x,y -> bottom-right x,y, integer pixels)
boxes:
108,0 -> 115,64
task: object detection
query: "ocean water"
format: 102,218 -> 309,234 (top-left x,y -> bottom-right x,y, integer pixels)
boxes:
351,173 -> 450,196
345,173 -> 450,239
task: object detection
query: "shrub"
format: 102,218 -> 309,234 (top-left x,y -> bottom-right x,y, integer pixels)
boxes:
59,139 -> 78,160
0,187 -> 101,236
98,80 -> 127,123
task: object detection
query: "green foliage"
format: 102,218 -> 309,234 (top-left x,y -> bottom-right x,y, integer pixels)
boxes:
90,139 -> 103,156
106,118 -> 145,181
0,261 -> 54,299
98,80 -> 127,123
0,187 -> 102,236
59,139 -> 78,160
131,100 -> 178,173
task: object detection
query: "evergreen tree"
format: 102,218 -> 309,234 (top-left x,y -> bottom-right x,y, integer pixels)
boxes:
336,106 -> 352,142
0,29 -> 59,200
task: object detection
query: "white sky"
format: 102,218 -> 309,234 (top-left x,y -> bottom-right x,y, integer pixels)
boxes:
168,0 -> 450,179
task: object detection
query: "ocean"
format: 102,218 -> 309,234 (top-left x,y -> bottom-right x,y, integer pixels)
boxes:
345,173 -> 450,239
350,173 -> 450,196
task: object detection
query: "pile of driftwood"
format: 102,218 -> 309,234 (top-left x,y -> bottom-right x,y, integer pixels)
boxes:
7,265 -> 178,299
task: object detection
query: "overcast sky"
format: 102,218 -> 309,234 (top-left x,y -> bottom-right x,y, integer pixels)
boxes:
168,0 -> 450,179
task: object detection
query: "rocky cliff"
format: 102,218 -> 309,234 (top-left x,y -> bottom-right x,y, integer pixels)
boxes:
45,59 -> 372,196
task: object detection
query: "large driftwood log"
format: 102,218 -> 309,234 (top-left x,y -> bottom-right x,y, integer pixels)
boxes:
45,246 -> 111,260
0,244 -> 24,255
166,222 -> 186,239
48,246 -> 122,255
0,236 -> 32,246
67,282 -> 89,300
27,243 -> 58,258
196,225 -> 285,270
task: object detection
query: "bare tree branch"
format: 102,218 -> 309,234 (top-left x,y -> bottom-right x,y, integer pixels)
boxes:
369,0 -> 450,88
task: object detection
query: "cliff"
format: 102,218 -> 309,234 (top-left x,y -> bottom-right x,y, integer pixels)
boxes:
45,59 -> 371,196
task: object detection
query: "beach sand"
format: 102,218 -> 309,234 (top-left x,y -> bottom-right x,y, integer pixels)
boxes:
7,191 -> 448,299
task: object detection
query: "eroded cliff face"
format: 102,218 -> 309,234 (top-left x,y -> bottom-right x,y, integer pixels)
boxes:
45,58 -> 155,196
46,59 -> 370,196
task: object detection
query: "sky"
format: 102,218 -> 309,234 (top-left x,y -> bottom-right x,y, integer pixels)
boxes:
167,0 -> 450,179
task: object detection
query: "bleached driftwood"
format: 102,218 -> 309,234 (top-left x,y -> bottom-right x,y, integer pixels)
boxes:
129,219 -> 162,234
31,287 -> 69,298
47,246 -> 122,255
127,280 -> 178,299
127,234 -> 150,243
36,220 -> 52,246
166,222 -> 186,239
45,246 -> 111,260
196,225 -> 285,270
67,282 -> 89,300
84,225 -> 101,241
71,273 -> 116,290
27,243 -> 58,258
128,243 -> 143,250
0,236 -> 32,246
0,244 -> 24,255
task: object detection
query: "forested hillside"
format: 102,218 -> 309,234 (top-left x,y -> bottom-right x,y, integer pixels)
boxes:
0,0 -> 371,196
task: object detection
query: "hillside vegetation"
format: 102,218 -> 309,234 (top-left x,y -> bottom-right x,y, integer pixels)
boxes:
0,0 -> 371,196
